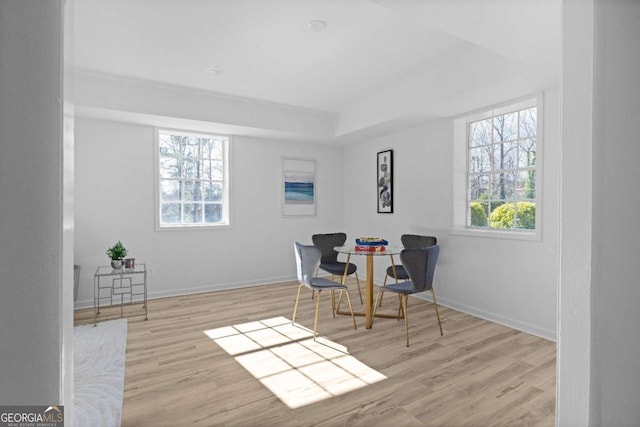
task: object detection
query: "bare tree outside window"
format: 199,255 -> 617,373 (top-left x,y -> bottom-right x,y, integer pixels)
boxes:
157,130 -> 229,227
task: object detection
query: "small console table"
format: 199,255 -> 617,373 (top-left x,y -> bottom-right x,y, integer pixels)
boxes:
93,263 -> 148,325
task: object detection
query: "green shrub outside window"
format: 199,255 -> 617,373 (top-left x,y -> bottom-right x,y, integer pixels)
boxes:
489,202 -> 536,229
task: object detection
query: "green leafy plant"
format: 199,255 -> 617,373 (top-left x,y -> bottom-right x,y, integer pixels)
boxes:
469,201 -> 488,226
106,240 -> 128,260
489,202 -> 536,229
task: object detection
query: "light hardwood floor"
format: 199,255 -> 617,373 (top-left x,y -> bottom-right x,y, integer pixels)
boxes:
74,280 -> 556,426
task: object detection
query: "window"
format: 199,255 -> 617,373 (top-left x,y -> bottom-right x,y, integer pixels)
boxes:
453,96 -> 541,238
155,129 -> 230,229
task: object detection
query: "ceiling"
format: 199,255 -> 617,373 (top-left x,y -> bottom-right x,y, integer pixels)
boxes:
73,0 -> 561,142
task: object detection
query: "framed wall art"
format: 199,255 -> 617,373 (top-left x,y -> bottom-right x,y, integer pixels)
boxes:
281,157 -> 316,217
377,149 -> 393,213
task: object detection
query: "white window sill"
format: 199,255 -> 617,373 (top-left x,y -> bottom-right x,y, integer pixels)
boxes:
155,223 -> 232,232
449,227 -> 541,242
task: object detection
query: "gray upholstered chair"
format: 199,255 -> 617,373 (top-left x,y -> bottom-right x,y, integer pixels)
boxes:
379,235 -> 437,308
292,242 -> 357,339
311,232 -> 363,304
373,245 -> 442,347
383,235 -> 437,286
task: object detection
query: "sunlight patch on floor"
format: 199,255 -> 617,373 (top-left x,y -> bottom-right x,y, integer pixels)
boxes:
204,316 -> 386,409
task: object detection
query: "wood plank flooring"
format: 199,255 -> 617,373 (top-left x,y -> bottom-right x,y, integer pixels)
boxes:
74,280 -> 556,426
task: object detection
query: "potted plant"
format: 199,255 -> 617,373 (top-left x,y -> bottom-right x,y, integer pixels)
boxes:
106,240 -> 128,269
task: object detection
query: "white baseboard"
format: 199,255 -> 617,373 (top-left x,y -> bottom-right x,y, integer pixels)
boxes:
410,292 -> 557,342
75,275 -> 557,342
73,275 -> 297,310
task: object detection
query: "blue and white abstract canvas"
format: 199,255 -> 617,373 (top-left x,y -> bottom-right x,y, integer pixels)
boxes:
282,157 -> 316,217
284,171 -> 314,205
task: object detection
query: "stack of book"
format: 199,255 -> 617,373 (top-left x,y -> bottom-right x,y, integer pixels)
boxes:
355,237 -> 388,251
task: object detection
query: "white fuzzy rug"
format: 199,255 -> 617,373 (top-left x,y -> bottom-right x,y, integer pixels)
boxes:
74,319 -> 127,427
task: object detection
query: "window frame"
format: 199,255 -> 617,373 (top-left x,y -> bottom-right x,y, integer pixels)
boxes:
154,127 -> 232,231
451,94 -> 543,241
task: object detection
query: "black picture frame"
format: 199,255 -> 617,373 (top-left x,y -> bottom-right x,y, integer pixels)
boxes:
377,149 -> 393,213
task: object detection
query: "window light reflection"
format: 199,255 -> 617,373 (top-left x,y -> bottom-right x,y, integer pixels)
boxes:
204,316 -> 386,409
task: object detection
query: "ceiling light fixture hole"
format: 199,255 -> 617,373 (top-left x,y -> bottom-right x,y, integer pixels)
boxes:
308,20 -> 327,32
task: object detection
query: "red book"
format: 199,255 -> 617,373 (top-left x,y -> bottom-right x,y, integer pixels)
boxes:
355,245 -> 386,252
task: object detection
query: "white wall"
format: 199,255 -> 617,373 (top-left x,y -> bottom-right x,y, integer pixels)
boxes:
75,71 -> 339,142
74,118 -> 345,306
590,0 -> 640,424
343,87 -> 560,341
75,84 -> 560,341
557,0 -> 594,424
0,0 -> 70,406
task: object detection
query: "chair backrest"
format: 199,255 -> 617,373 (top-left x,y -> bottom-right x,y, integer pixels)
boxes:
401,234 -> 437,249
400,245 -> 440,293
311,232 -> 347,263
294,242 -> 322,287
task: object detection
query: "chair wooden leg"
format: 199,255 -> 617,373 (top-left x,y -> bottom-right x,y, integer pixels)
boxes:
402,295 -> 410,347
431,288 -> 443,336
336,288 -> 344,311
397,294 -> 403,320
354,272 -> 363,304
313,290 -> 321,340
341,255 -> 350,286
378,276 -> 387,307
372,289 -> 382,321
292,284 -> 303,324
330,290 -> 336,317
381,255 -> 400,307
344,289 -> 358,330
334,260 -> 349,314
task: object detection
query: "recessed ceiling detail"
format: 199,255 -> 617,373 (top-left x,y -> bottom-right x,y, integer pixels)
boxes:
73,0 -> 560,144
